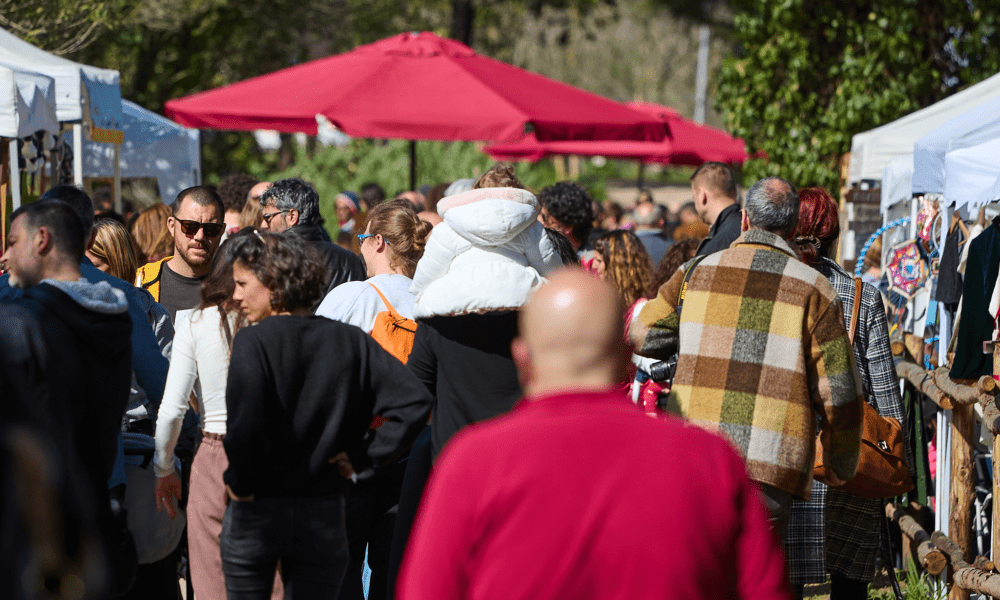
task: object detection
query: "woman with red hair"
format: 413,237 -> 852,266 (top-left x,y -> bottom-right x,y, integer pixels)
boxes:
784,187 -> 914,599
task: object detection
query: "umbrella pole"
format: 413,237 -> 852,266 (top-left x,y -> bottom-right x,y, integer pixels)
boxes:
409,140 -> 417,191
637,163 -> 645,190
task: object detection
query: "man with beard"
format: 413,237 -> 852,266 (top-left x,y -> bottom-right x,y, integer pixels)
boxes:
137,187 -> 225,322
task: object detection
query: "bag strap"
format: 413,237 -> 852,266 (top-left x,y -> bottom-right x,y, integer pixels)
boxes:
676,255 -> 708,314
849,277 -> 862,344
368,283 -> 401,320
880,500 -> 905,600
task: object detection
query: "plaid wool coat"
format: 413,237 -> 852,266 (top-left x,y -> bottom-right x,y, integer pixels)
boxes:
633,230 -> 864,499
785,257 -> 914,584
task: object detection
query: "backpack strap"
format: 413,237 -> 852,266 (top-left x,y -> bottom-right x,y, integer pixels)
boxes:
849,277 -> 862,345
368,283 -> 401,320
676,255 -> 708,314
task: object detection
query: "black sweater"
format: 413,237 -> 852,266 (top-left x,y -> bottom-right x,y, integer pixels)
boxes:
407,311 -> 523,458
224,315 -> 433,498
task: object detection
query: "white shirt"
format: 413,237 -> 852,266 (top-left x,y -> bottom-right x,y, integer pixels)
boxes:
315,274 -> 416,333
153,306 -> 234,477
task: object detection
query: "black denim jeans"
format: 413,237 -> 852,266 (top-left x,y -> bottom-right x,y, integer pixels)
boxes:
221,495 -> 349,600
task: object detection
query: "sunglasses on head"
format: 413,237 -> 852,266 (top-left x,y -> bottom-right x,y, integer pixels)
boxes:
177,219 -> 224,238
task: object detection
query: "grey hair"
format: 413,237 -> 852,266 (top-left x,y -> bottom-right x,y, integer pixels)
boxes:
444,178 -> 475,197
633,203 -> 665,228
743,177 -> 799,236
259,177 -> 320,225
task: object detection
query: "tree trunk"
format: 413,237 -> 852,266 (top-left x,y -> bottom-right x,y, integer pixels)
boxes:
450,0 -> 475,46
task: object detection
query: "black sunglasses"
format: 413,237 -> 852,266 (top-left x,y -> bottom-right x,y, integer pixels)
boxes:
177,219 -> 224,238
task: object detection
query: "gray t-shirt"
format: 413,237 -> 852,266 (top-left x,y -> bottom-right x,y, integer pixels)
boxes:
159,262 -> 205,323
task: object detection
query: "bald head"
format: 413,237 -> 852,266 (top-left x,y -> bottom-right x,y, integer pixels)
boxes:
513,269 -> 629,397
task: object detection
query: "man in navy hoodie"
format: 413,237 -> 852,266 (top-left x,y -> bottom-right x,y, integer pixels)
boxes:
1,198 -> 135,593
0,186 -> 168,418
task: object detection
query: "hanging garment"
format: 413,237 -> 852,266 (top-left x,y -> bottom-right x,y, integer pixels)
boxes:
935,225 -> 964,305
950,216 -> 1000,379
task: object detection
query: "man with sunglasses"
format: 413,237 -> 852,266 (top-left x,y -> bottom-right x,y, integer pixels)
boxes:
137,186 -> 225,322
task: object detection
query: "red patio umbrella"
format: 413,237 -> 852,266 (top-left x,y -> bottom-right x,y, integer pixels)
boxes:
165,32 -> 666,187
483,101 -> 747,166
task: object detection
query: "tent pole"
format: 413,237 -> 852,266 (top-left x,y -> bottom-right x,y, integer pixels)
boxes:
9,139 -> 21,211
113,143 -> 122,213
72,123 -> 83,186
1,139 -> 7,250
409,140 -> 417,191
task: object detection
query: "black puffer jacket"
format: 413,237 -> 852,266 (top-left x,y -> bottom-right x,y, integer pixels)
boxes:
288,224 -> 366,293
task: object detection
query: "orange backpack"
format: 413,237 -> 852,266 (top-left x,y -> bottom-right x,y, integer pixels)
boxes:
368,283 -> 417,364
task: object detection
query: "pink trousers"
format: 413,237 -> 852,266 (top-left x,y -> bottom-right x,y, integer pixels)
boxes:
188,435 -> 283,600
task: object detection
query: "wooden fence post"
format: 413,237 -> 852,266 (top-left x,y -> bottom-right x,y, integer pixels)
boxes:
948,402 -> 976,600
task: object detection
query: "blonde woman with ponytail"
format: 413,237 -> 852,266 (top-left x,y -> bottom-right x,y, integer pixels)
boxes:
314,198 -> 432,600
316,199 -> 432,333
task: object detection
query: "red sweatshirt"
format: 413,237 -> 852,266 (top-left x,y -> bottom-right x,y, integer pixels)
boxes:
399,390 -> 791,600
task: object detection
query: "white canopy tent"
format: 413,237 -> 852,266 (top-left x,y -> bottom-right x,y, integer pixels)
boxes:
881,154 -> 914,211
912,95 -> 1000,196
65,100 -> 201,202
944,137 -> 1000,210
849,72 -> 1000,185
0,64 -> 60,211
0,66 -> 59,138
0,27 -> 124,189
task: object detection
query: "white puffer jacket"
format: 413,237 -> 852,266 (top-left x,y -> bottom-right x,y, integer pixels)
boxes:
410,187 -> 561,318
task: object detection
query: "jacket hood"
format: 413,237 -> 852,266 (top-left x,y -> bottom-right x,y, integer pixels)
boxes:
436,187 -> 539,247
26,281 -> 132,356
42,278 -> 128,314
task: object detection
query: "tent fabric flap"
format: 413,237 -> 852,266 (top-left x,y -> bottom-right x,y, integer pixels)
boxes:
0,65 -> 59,138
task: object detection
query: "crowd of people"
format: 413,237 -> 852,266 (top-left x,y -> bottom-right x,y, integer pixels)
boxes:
0,160 -> 904,600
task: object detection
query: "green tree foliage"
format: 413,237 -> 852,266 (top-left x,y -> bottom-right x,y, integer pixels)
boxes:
0,0 -> 126,54
716,0 -> 1000,193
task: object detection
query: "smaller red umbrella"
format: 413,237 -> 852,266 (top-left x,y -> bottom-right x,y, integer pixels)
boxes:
484,101 -> 747,165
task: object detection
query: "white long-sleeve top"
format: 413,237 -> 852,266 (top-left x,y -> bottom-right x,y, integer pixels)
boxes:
153,306 -> 233,477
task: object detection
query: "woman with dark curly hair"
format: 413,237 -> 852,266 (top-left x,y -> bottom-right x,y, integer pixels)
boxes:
154,230 -> 261,600
220,230 -> 432,600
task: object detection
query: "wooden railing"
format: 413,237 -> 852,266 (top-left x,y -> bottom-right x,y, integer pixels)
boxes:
893,359 -> 1000,599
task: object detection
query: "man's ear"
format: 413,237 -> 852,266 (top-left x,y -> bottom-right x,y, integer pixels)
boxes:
511,337 -> 534,390
34,226 -> 53,255
741,209 -> 750,232
287,209 -> 300,227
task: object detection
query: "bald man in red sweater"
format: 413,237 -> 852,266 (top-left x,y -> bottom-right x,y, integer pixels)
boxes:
398,269 -> 790,600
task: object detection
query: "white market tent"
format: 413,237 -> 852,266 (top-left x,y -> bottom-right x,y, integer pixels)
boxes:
944,137 -> 1000,210
0,27 -> 124,189
0,65 -> 59,139
912,94 -> 1000,196
66,100 -> 201,202
881,154 -> 914,211
849,72 -> 1000,185
0,64 -> 60,214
